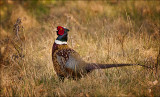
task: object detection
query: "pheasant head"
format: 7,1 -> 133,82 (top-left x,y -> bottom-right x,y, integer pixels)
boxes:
56,26 -> 69,44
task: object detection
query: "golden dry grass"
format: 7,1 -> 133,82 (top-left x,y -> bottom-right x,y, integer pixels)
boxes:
0,1 -> 160,97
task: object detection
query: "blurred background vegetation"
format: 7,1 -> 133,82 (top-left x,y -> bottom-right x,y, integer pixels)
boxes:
0,0 -> 159,35
0,0 -> 160,97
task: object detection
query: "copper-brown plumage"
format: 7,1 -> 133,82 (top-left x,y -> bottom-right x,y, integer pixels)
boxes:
52,26 -> 152,80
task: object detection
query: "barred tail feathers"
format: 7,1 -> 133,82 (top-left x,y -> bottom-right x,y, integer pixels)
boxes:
85,63 -> 152,72
85,63 -> 136,72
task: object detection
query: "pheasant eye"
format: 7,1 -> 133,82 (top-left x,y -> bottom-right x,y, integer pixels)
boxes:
57,29 -> 64,35
56,26 -> 65,35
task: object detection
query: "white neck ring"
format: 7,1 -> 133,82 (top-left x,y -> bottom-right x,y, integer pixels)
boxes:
55,40 -> 67,45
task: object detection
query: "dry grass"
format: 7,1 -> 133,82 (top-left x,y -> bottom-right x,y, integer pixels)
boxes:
0,1 -> 160,97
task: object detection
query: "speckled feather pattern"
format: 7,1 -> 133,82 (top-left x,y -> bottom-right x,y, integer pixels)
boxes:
52,40 -> 144,79
52,42 -> 83,78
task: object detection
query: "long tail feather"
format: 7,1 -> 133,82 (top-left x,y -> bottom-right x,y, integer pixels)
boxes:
85,63 -> 152,72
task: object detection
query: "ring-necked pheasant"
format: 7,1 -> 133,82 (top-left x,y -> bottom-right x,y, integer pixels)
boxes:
52,26 -> 151,80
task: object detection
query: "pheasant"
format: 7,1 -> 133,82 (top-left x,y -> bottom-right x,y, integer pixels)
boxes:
52,26 -> 151,80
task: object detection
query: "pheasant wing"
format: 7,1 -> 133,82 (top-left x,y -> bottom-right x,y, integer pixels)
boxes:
56,49 -> 84,72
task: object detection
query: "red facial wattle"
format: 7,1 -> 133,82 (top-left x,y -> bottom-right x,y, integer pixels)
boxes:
57,26 -> 64,35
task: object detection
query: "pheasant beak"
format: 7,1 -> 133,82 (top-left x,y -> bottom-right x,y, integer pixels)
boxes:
53,28 -> 57,32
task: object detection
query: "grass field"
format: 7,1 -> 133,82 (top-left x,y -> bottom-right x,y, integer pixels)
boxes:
0,1 -> 160,96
